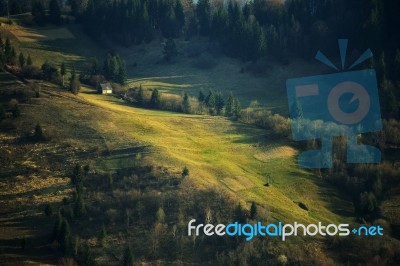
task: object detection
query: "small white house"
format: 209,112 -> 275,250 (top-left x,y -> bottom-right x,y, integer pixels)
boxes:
99,83 -> 113,94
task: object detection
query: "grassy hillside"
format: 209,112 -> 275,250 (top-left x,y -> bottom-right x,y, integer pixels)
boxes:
0,19 -> 359,264
78,85 -> 353,225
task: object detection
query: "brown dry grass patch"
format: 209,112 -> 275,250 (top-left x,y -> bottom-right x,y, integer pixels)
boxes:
254,145 -> 297,162
221,176 -> 255,192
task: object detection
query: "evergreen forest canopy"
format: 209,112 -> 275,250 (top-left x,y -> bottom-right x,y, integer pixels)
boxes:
2,0 -> 400,119
74,0 -> 400,118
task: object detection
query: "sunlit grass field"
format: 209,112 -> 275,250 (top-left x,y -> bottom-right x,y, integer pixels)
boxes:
78,85 -> 353,225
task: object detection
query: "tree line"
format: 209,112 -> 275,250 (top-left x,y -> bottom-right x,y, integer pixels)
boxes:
3,0 -> 397,119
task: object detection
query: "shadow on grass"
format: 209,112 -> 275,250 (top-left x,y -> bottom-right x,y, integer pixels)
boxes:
0,214 -> 57,265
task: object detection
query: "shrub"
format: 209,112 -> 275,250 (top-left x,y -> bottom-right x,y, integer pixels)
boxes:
21,65 -> 42,79
41,62 -> 61,83
70,78 -> 81,94
182,166 -> 189,178
34,123 -> 43,141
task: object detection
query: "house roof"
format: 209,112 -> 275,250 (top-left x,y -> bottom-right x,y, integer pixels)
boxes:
100,83 -> 112,90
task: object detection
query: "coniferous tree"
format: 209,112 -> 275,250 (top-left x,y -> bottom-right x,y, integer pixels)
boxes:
163,38 -> 178,62
60,62 -> 66,87
74,191 -> 86,217
10,47 -> 17,65
4,37 -> 12,64
150,88 -> 161,108
60,219 -> 72,256
27,54 -> 33,66
175,0 -> 185,32
233,98 -> 241,120
70,70 -> 81,94
215,91 -> 225,115
137,85 -> 144,106
206,90 -> 216,114
198,90 -> 205,103
225,92 -> 234,117
18,52 -> 25,67
123,244 -> 134,266
49,0 -> 62,25
32,0 -> 46,25
83,245 -> 96,266
197,0 -> 211,36
182,92 -> 191,113
250,202 -> 257,220
99,224 -> 107,243
53,211 -> 62,240
116,56 -> 127,84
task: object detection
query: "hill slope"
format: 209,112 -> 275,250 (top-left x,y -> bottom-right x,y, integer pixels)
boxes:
0,20 -> 357,264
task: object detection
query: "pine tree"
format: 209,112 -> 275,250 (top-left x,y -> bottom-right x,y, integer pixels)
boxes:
206,90 -> 216,114
150,88 -> 161,108
60,62 -> 66,87
49,0 -> 62,25
74,192 -> 86,217
83,245 -> 96,266
4,37 -> 12,64
182,92 -> 191,113
123,244 -> 134,266
198,90 -> 205,103
18,52 -> 25,67
215,91 -> 225,115
197,0 -> 211,36
233,98 -> 241,120
163,38 -> 178,62
72,163 -> 82,185
233,203 -> 247,223
32,0 -> 46,25
27,54 -> 33,66
83,164 -> 90,177
99,224 -> 107,242
250,202 -> 257,220
175,0 -> 185,31
10,47 -> 17,65
53,211 -> 62,240
69,67 -> 81,94
60,219 -> 72,256
225,92 -> 234,117
116,56 -> 127,84
137,85 -> 144,106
